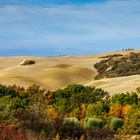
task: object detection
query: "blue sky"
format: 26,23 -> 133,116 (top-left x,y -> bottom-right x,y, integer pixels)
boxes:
0,0 -> 140,56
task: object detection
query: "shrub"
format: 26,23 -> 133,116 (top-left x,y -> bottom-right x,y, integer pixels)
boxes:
83,117 -> 104,129
64,117 -> 80,127
109,117 -> 124,131
0,85 -> 16,97
60,117 -> 83,138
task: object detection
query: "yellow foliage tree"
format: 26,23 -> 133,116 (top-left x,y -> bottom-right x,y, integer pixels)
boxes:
80,104 -> 87,119
70,108 -> 80,118
122,104 -> 132,123
69,104 -> 87,127
70,104 -> 87,119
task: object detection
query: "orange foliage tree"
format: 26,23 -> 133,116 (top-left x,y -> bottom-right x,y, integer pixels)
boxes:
47,107 -> 59,120
109,103 -> 122,118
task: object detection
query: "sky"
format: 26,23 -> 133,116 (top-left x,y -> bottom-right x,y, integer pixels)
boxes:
0,0 -> 140,56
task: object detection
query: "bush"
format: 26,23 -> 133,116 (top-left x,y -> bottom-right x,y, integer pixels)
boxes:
109,117 -> 124,131
64,117 -> 80,127
0,85 -> 16,98
60,117 -> 83,138
83,117 -> 104,129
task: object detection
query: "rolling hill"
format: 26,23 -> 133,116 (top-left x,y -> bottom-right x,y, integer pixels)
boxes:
0,50 -> 140,94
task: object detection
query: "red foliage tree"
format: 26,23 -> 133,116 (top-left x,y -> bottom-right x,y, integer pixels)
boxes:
0,125 -> 25,140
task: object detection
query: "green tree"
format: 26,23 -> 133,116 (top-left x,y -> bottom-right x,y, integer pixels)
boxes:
110,92 -> 138,106
86,101 -> 103,117
121,109 -> 140,135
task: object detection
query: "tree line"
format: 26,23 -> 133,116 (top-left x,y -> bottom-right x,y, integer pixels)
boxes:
0,84 -> 140,139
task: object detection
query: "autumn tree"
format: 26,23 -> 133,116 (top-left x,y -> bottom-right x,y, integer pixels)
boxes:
122,104 -> 132,123
109,103 -> 122,118
47,107 -> 59,120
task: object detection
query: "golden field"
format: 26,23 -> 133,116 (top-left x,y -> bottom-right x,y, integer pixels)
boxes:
0,50 -> 140,94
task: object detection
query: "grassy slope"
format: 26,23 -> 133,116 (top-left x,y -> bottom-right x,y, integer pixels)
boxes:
0,55 -> 98,90
0,50 -> 140,94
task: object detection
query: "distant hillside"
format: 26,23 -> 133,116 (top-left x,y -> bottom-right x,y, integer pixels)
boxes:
1,51 -> 140,94
94,52 -> 140,79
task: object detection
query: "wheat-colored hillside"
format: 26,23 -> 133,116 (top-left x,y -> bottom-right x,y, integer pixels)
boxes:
0,50 -> 140,94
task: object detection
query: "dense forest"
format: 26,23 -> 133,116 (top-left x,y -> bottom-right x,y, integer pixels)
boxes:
0,84 -> 140,140
94,52 -> 140,79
